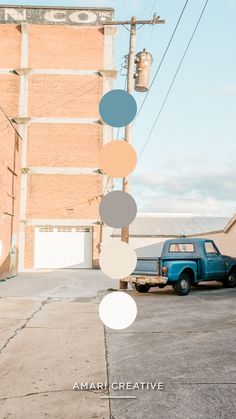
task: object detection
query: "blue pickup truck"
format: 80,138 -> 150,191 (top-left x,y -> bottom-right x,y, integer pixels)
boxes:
126,238 -> 236,296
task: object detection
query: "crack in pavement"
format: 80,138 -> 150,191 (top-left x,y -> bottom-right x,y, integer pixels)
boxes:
0,388 -> 107,401
106,330 -> 218,335
0,298 -> 49,354
103,325 -> 112,419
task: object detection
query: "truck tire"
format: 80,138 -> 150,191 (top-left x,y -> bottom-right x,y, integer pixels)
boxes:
173,273 -> 191,296
134,283 -> 150,293
223,269 -> 236,288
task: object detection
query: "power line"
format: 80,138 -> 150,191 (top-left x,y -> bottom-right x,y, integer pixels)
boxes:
138,0 -> 158,46
28,174 -> 111,217
0,106 -> 23,141
0,56 -> 124,135
30,56 -> 126,118
136,0 -> 158,19
134,0 -> 190,125
28,192 -> 104,216
138,0 -> 209,161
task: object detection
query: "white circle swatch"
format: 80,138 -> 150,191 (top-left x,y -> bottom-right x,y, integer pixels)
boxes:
99,241 -> 137,279
99,292 -> 137,330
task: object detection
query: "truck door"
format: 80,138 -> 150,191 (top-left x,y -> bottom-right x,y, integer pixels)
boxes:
204,241 -> 226,280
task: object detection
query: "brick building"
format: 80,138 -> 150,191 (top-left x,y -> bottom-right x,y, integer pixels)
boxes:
0,5 -> 115,270
0,109 -> 21,279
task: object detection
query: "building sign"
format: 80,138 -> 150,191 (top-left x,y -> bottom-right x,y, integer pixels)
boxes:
0,7 -> 113,26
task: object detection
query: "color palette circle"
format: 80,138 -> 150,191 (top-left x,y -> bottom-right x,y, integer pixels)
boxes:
99,89 -> 137,127
99,241 -> 137,279
99,292 -> 137,330
99,140 -> 137,178
99,191 -> 137,228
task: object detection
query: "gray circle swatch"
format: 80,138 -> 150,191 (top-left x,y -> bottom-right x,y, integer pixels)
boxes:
99,89 -> 137,127
99,191 -> 137,228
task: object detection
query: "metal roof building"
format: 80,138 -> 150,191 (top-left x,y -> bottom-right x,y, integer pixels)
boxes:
109,214 -> 235,258
112,215 -> 230,237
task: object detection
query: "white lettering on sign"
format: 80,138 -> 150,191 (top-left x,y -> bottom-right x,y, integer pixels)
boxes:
69,11 -> 97,24
0,7 -> 111,25
44,11 -> 67,23
5,8 -> 26,21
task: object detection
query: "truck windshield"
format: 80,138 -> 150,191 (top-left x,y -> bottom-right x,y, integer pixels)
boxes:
169,243 -> 195,253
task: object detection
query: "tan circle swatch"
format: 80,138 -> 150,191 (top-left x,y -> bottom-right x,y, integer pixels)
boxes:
99,140 -> 137,178
99,241 -> 137,279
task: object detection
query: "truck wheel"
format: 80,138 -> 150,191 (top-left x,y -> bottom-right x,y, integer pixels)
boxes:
223,270 -> 236,288
158,284 -> 166,289
173,273 -> 191,296
134,283 -> 150,293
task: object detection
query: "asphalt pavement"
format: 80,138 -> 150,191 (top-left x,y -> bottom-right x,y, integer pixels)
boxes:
0,270 -> 235,418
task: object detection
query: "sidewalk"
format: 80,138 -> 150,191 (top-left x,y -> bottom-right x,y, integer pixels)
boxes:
0,297 -> 109,419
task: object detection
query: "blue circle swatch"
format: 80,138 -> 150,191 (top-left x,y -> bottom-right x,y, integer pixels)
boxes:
99,89 -> 137,127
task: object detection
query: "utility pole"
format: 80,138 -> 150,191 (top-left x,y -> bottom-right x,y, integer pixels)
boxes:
104,15 -> 165,289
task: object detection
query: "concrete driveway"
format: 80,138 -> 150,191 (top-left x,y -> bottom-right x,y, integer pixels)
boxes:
0,270 -> 235,418
106,284 -> 236,419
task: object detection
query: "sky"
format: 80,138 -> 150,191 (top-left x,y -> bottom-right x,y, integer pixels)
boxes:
1,0 -> 236,216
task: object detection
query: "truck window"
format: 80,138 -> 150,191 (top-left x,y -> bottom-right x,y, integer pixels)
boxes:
204,242 -> 218,255
169,243 -> 195,253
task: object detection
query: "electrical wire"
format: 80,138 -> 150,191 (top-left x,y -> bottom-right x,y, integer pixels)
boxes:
133,0 -> 190,125
137,0 -> 158,36
144,1 -> 159,48
0,105 -> 23,141
30,55 -> 126,118
116,74 -> 128,140
0,50 -> 122,216
136,1 -> 158,19
103,176 -> 111,195
0,56 -> 124,136
28,192 -> 104,216
27,173 -> 111,217
138,0 -> 209,161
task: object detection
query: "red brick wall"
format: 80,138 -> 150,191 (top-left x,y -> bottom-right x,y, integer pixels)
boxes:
0,18 -> 109,270
29,25 -> 104,69
25,24 -> 105,268
26,174 -> 102,219
0,112 -> 22,279
0,24 -> 21,68
24,226 -> 34,269
0,75 -> 20,118
27,124 -> 102,167
28,74 -> 102,118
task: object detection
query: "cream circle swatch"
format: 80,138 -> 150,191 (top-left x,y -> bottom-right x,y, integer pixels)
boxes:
99,140 -> 137,178
99,292 -> 137,330
99,241 -> 137,279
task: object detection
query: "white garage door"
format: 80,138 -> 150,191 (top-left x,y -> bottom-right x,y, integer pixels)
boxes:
34,226 -> 92,269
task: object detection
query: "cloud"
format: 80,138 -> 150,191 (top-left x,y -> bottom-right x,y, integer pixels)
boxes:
131,169 -> 236,216
229,84 -> 236,95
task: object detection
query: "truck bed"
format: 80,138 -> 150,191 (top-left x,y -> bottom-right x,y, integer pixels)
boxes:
133,257 -> 160,276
